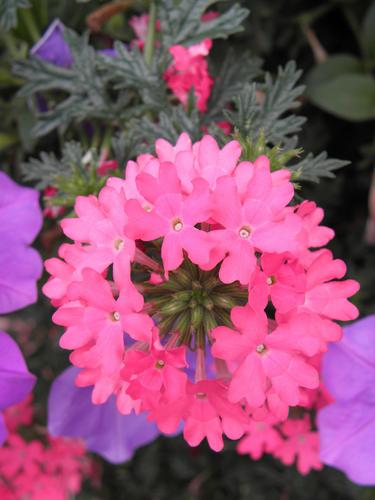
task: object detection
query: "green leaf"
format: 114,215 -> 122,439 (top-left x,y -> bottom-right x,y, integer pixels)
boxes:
362,0 -> 375,63
306,54 -> 363,89
0,132 -> 17,150
134,105 -> 202,145
98,44 -> 169,111
225,61 -> 305,145
307,73 -> 375,121
205,50 -> 262,122
0,0 -> 30,31
289,152 -> 349,183
157,0 -> 249,47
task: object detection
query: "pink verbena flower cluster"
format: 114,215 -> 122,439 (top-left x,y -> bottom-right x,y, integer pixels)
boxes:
128,13 -> 214,112
44,132 -> 359,452
164,38 -> 213,112
237,354 -> 332,474
0,398 -> 98,500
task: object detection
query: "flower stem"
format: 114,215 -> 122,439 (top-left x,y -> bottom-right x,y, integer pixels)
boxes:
19,8 -> 40,44
144,1 -> 156,67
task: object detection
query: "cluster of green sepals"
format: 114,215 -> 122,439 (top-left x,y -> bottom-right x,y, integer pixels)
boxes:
143,258 -> 248,349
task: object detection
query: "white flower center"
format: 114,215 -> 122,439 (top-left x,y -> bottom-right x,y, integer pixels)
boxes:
173,220 -> 183,232
256,343 -> 266,354
112,311 -> 120,321
239,226 -> 251,239
155,360 -> 165,369
114,238 -> 124,251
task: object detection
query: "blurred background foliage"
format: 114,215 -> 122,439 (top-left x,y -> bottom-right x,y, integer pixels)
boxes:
1,0 -> 375,498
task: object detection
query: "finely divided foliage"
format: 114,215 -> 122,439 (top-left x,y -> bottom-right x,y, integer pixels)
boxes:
0,0 -> 30,30
14,1 -> 347,186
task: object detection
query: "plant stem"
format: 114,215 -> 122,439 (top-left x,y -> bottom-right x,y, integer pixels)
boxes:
144,1 -> 156,67
19,8 -> 40,44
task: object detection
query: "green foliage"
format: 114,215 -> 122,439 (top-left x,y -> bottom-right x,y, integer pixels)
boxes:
13,29 -> 124,137
21,141 -> 108,207
307,72 -> 375,122
157,0 -> 249,47
205,50 -> 262,122
225,61 -> 347,182
362,1 -> 375,65
0,0 -> 30,31
98,43 -> 168,112
306,54 -> 375,122
289,152 -> 350,183
134,105 -> 202,145
225,62 -> 306,145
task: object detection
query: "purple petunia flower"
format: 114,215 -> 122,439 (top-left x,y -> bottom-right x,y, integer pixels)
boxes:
318,315 -> 375,485
0,332 -> 36,444
48,366 -> 160,464
31,19 -> 73,68
0,172 -> 42,314
31,19 -> 118,69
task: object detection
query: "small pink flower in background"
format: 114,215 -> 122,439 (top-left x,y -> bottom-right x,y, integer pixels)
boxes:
274,417 -> 322,475
43,186 -> 65,219
237,417 -> 283,460
164,39 -> 214,112
97,159 -> 118,176
3,395 -> 33,433
0,434 -> 98,499
0,393 -> 100,498
129,13 -> 150,46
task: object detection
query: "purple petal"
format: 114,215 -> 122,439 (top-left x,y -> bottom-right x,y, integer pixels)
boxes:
0,172 -> 42,245
31,19 -> 73,68
0,332 -> 36,410
48,366 -> 160,464
318,400 -> 375,485
97,48 -> 118,57
322,315 -> 375,401
0,245 -> 42,314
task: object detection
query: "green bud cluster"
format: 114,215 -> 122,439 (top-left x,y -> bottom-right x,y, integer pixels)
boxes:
144,259 -> 248,349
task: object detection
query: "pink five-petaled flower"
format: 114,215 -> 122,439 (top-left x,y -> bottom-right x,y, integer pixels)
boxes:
60,186 -> 135,275
211,305 -> 319,414
156,134 -> 242,193
43,242 -> 110,306
248,253 -> 306,313
125,173 -> 212,272
53,265 -> 153,404
149,379 -> 249,451
164,38 -> 213,112
210,174 -> 301,284
237,417 -> 283,460
274,416 -> 322,475
121,328 -> 188,410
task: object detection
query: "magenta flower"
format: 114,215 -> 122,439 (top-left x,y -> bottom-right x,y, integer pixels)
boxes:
48,366 -> 160,464
212,305 -> 319,412
164,39 -> 213,112
0,432 -> 96,498
274,416 -> 322,475
44,132 -> 359,452
0,172 -> 42,313
0,332 -> 36,445
318,315 -> 375,485
149,379 -> 249,452
237,417 -> 283,460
